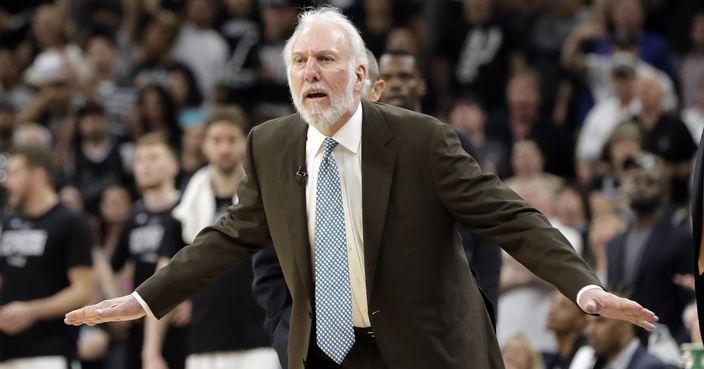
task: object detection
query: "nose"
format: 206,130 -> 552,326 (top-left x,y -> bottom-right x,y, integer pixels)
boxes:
386,76 -> 401,90
303,57 -> 320,83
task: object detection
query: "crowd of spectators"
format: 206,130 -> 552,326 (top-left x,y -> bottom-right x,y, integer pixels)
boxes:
1,0 -> 703,368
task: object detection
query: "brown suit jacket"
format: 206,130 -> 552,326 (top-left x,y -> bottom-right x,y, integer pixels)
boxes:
137,101 -> 601,369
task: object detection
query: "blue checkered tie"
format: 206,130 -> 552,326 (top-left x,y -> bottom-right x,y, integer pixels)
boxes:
315,138 -> 355,364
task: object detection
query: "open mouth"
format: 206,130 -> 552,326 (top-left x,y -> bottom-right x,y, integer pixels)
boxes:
304,90 -> 328,100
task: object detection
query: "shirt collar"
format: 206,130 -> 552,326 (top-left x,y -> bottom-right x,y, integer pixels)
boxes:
606,338 -> 640,369
307,101 -> 363,155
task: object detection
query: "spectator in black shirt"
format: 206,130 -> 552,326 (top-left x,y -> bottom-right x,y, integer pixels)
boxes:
487,69 -> 575,178
449,95 -> 509,178
132,15 -> 184,90
0,146 -> 94,368
110,133 -> 187,369
225,0 -> 300,123
61,102 -> 132,216
634,70 -> 697,206
84,31 -> 137,138
434,0 -> 524,112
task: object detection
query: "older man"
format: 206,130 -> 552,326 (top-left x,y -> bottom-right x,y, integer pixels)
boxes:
66,7 -> 657,369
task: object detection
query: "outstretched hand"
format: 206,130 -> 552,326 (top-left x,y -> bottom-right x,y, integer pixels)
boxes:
64,294 -> 145,326
578,288 -> 658,331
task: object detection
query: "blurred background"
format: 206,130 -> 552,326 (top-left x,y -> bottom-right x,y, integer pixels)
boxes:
1,0 -> 704,368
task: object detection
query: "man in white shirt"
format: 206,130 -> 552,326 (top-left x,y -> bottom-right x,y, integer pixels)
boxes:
172,0 -> 228,101
576,54 -> 640,166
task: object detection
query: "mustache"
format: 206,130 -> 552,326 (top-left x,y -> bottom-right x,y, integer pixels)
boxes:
301,85 -> 331,97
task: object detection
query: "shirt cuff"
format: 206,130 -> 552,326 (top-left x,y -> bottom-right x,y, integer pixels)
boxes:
131,291 -> 155,318
576,284 -> 604,309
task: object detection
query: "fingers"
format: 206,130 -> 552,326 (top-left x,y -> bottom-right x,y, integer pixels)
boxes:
634,319 -> 656,331
66,295 -> 146,326
65,300 -> 115,326
637,307 -> 658,322
585,293 -> 659,332
65,308 -> 104,326
64,305 -> 98,325
625,305 -> 657,331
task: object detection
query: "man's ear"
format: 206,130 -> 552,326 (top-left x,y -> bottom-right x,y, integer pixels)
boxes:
418,79 -> 427,98
372,80 -> 386,102
356,64 -> 367,91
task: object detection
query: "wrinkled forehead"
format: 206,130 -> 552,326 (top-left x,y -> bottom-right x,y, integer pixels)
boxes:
291,23 -> 351,59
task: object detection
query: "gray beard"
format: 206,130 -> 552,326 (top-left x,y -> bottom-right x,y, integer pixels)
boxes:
292,70 -> 357,133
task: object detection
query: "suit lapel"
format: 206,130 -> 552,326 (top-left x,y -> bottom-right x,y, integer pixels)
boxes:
360,101 -> 396,298
280,116 -> 314,302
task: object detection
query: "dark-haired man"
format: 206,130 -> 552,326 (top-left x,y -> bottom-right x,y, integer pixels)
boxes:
62,102 -> 132,216
378,49 -> 426,112
607,153 -> 693,341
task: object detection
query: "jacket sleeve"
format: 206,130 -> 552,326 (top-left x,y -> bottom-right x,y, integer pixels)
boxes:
427,122 -> 602,304
136,127 -> 271,318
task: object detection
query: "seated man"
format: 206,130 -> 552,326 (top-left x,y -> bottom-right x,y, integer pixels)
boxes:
570,289 -> 666,369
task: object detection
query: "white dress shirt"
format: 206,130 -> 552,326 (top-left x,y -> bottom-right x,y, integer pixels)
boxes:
305,102 -> 370,327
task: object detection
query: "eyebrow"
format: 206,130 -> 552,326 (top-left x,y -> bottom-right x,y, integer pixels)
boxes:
291,49 -> 340,57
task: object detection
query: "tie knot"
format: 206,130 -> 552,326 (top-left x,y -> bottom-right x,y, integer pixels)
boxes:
323,138 -> 339,156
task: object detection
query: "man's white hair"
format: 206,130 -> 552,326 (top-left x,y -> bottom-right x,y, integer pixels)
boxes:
282,6 -> 368,77
636,69 -> 667,96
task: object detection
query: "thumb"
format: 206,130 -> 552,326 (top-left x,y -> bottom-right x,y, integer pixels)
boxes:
583,299 -> 599,315
94,307 -> 112,319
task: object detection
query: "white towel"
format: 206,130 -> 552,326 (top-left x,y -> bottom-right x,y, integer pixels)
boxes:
172,165 -> 238,244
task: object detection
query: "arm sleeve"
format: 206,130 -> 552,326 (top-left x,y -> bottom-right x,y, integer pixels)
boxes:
427,122 -> 602,303
136,128 -> 272,318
